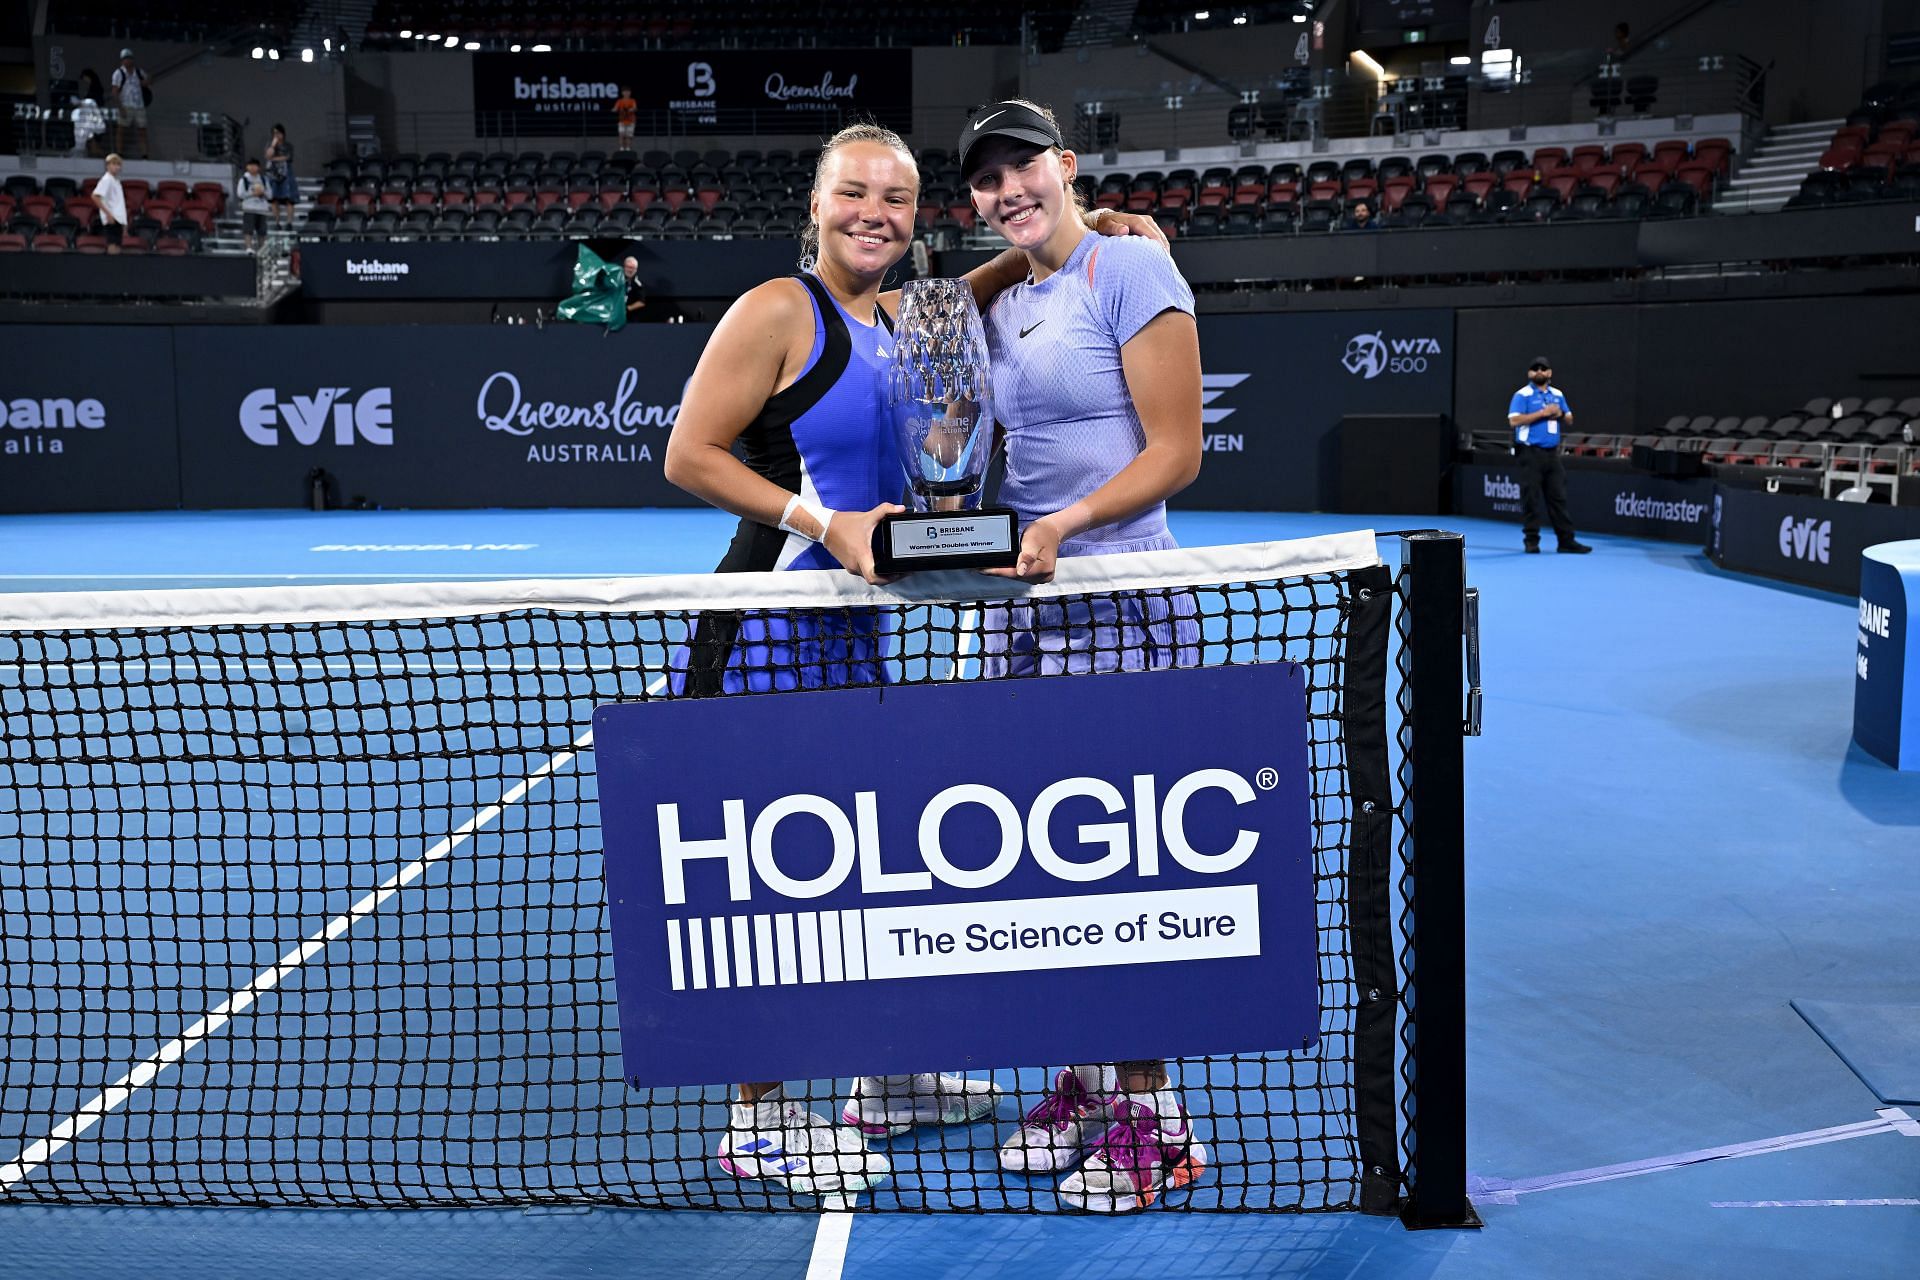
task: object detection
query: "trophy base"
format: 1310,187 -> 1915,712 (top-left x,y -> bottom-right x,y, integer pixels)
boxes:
872,507 -> 1021,574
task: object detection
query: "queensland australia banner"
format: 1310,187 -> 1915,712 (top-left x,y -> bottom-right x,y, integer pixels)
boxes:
472,50 -> 912,136
169,324 -> 714,509
595,663 -> 1320,1086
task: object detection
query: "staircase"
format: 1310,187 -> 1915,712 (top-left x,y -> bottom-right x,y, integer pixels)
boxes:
1714,119 -> 1842,214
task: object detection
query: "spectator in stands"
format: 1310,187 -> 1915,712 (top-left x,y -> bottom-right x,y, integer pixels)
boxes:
614,87 -> 638,152
76,67 -> 108,156
238,159 -> 271,253
1612,22 -> 1631,58
91,153 -> 127,255
1340,199 -> 1380,231
1508,356 -> 1591,554
111,49 -> 152,159
621,257 -> 647,316
74,95 -> 109,159
265,125 -> 298,230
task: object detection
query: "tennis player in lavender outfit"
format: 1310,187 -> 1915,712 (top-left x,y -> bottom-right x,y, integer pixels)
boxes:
961,100 -> 1209,1212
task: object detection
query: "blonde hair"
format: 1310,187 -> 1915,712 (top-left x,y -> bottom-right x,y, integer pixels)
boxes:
800,121 -> 919,269
976,99 -> 1091,219
104,152 -> 123,165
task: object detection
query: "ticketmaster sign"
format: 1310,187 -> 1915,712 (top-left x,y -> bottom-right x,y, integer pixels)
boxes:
594,664 -> 1320,1086
1454,464 -> 1714,544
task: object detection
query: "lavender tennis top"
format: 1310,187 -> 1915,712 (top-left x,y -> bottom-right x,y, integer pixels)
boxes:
981,232 -> 1196,556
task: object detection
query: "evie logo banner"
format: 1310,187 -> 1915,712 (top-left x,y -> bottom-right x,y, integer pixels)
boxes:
594,663 -> 1319,1087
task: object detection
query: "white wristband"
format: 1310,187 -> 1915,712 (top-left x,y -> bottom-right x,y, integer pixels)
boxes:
778,493 -> 835,542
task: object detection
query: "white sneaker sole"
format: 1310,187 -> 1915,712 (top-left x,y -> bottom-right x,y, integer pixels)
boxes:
1057,1139 -> 1209,1214
842,1087 -> 1001,1138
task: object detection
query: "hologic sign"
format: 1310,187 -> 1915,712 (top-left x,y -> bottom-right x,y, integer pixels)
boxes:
593,662 -> 1319,1087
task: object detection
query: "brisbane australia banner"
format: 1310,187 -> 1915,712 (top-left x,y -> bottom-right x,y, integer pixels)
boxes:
595,664 -> 1320,1086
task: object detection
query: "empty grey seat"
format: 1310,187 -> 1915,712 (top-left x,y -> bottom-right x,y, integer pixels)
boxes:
1711,415 -> 1743,436
1861,396 -> 1896,416
1865,416 -> 1903,441
1687,414 -> 1717,435
1833,396 -> 1864,417
1826,415 -> 1867,441
1801,396 -> 1833,417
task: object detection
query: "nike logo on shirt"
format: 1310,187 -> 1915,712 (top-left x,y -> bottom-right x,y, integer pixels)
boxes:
1018,321 -> 1045,339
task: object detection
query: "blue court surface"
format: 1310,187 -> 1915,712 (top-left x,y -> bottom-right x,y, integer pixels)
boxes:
1,508 -> 1916,1279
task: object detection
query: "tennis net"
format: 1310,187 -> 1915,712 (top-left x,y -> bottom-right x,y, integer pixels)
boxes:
0,530 -> 1466,1218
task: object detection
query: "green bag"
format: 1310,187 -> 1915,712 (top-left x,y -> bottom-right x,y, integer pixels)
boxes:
555,244 -> 629,332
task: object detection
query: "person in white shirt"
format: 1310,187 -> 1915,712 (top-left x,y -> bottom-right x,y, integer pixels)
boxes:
237,159 -> 271,252
91,153 -> 128,255
110,50 -> 151,159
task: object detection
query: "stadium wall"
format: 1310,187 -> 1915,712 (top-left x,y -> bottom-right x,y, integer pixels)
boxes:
1463,0 -> 1901,125
1452,293 -> 1920,443
6,292 -> 1917,515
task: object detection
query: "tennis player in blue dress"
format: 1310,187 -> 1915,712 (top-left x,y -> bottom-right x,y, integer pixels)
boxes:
959,99 -> 1209,1213
661,122 -> 1166,1200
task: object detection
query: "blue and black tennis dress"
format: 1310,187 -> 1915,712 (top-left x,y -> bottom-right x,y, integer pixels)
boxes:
677,273 -> 901,696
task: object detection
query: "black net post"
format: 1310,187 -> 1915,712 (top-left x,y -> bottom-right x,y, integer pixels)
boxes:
1397,532 -> 1480,1230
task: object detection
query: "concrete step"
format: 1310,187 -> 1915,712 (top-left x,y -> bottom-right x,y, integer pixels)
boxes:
1767,118 -> 1845,137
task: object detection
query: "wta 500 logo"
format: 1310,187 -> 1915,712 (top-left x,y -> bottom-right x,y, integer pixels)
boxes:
1341,331 -> 1443,379
240,387 -> 394,446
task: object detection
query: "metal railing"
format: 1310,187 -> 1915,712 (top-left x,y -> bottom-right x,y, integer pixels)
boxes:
8,101 -> 246,166
1463,48 -> 1765,134
327,104 -> 983,161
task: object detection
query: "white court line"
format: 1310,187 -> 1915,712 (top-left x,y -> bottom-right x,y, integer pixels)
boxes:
1712,1199 -> 1920,1208
947,607 -> 980,681
806,1210 -> 853,1280
0,667 -> 668,1191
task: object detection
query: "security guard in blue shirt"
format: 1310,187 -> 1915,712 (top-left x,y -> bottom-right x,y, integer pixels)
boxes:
1508,356 -> 1592,553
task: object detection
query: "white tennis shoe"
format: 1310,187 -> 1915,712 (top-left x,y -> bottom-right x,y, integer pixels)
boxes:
718,1089 -> 891,1197
997,1067 -> 1117,1174
841,1072 -> 1001,1138
1056,1091 -> 1208,1213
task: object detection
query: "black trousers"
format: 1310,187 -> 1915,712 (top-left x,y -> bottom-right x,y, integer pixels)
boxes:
1517,445 -> 1576,544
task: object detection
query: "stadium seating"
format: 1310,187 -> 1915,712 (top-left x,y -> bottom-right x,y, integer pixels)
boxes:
1559,389 -> 1920,491
362,0 -> 1049,49
1784,80 -> 1920,208
285,135 -> 1735,246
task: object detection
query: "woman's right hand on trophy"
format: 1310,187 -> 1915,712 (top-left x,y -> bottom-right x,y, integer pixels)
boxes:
824,503 -> 906,585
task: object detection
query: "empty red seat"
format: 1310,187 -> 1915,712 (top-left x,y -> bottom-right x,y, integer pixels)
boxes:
32,237 -> 67,254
